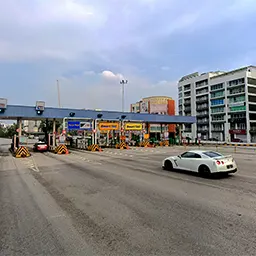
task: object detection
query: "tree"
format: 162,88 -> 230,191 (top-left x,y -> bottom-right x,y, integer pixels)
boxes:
6,123 -> 18,138
39,120 -> 61,142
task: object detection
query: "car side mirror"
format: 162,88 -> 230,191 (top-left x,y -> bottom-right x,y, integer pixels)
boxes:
178,155 -> 181,158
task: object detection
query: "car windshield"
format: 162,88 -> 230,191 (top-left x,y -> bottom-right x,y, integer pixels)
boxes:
202,151 -> 223,158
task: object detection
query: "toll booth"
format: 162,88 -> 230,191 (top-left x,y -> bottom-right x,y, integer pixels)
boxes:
96,121 -> 120,148
10,135 -> 31,158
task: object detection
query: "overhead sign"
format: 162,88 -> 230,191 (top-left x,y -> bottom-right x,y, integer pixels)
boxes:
125,123 -> 143,131
0,98 -> 7,109
68,121 -> 80,130
36,101 -> 45,111
80,122 -> 92,130
99,122 -> 119,131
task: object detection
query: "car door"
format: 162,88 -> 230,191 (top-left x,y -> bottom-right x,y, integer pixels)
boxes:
176,152 -> 194,171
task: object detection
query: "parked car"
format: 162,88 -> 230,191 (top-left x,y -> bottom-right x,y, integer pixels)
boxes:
33,141 -> 48,152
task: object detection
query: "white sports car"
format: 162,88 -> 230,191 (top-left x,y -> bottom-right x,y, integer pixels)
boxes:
162,150 -> 237,175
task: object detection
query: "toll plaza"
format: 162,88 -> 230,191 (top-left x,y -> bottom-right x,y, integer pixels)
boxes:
0,99 -> 196,155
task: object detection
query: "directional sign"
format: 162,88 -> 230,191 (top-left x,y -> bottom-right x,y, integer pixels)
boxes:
68,121 -> 80,130
80,121 -> 92,130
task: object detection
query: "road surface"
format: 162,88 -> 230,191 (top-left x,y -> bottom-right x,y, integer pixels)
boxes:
1,143 -> 256,255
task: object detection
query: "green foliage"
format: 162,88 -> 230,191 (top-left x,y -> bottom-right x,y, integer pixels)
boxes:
39,120 -> 61,133
0,123 -> 18,138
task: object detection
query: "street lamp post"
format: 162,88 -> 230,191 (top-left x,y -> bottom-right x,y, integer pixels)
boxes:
120,79 -> 128,112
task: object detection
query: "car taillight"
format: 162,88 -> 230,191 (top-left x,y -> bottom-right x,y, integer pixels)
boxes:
221,161 -> 224,164
216,160 -> 221,165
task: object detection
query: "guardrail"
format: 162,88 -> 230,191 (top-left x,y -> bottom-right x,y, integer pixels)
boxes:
200,141 -> 256,147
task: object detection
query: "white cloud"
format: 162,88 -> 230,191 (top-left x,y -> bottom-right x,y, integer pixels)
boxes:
101,70 -> 124,80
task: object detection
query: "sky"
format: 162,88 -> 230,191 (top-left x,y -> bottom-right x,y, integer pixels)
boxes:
0,0 -> 256,112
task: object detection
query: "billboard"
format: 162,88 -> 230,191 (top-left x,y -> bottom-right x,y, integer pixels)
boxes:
140,101 -> 149,113
99,122 -> 119,131
125,123 -> 142,131
150,103 -> 168,114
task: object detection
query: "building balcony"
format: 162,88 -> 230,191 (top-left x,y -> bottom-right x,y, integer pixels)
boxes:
228,117 -> 246,123
197,113 -> 209,118
227,91 -> 245,97
211,119 -> 225,123
196,98 -> 208,104
211,95 -> 225,100
184,101 -> 191,106
211,128 -> 223,132
196,106 -> 208,111
197,121 -> 209,125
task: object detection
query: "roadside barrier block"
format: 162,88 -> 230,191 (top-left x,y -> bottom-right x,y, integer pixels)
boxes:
15,146 -> 31,158
87,144 -> 102,152
55,144 -> 69,154
116,142 -> 130,150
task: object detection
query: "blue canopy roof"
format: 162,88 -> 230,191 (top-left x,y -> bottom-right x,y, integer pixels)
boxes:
0,105 -> 196,124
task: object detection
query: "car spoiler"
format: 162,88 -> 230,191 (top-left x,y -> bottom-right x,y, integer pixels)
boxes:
214,155 -> 232,159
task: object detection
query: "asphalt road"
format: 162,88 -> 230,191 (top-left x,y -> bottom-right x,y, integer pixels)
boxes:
1,144 -> 256,256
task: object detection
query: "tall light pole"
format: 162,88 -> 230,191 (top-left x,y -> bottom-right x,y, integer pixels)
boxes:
57,79 -> 61,108
120,79 -> 128,112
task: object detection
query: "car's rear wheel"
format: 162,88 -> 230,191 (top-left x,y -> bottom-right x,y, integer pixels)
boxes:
198,165 -> 211,177
164,160 -> 173,171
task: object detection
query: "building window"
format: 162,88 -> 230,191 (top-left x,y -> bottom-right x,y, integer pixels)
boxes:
211,91 -> 224,98
229,95 -> 245,103
248,77 -> 256,86
211,83 -> 223,91
230,106 -> 246,112
211,107 -> 224,113
248,86 -> 256,94
228,78 -> 245,87
211,99 -> 224,106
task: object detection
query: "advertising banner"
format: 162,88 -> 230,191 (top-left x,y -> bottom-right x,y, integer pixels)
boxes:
99,122 -> 119,131
125,123 -> 142,131
150,103 -> 167,114
140,101 -> 149,113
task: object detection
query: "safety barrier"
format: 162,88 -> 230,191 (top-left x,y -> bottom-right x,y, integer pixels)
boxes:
116,142 -> 130,150
139,140 -> 150,147
87,144 -> 102,152
14,146 -> 31,158
54,144 -> 69,154
223,143 -> 256,147
159,140 -> 169,147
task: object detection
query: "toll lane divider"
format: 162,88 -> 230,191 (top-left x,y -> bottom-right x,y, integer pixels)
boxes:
116,142 -> 130,150
12,146 -> 31,158
87,144 -> 102,152
54,144 -> 69,154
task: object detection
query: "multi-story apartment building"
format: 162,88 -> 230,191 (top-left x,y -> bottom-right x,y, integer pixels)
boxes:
23,120 -> 41,133
178,65 -> 256,143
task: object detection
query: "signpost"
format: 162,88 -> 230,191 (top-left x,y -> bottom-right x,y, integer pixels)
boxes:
124,123 -> 142,131
67,121 -> 92,130
98,122 -> 119,131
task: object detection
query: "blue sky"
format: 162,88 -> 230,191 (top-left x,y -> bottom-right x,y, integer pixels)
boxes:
0,0 -> 255,111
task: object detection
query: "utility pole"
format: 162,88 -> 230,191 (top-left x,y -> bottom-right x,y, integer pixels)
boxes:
120,79 -> 128,112
57,80 -> 61,108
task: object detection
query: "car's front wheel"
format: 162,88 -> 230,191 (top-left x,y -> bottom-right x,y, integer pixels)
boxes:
163,160 -> 173,171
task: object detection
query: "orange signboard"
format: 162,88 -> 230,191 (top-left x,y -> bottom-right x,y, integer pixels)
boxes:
99,122 -> 119,131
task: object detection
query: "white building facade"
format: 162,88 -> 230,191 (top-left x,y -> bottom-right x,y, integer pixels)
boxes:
178,65 -> 256,143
